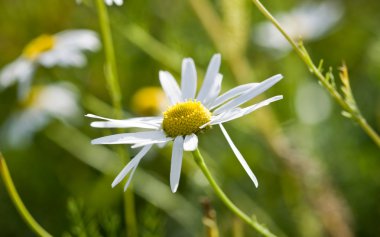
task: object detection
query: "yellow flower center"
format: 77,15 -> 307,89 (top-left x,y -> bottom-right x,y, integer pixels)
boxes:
162,101 -> 211,137
22,34 -> 56,60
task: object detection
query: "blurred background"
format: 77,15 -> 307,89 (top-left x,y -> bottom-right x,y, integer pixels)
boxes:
0,0 -> 379,236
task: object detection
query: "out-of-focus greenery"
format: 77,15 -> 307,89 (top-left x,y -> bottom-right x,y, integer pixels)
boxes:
0,0 -> 379,236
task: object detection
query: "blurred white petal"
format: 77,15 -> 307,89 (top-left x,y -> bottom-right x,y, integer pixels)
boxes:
254,1 -> 343,52
1,110 -> 49,148
54,30 -> 100,52
35,83 -> 80,119
0,58 -> 35,93
105,0 -> 123,5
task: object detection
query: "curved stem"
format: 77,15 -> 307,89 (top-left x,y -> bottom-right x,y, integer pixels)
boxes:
192,149 -> 277,237
251,0 -> 380,147
0,153 -> 52,237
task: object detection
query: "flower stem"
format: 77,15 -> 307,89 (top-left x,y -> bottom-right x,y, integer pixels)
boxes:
95,0 -> 123,118
0,153 -> 52,237
94,1 -> 138,236
250,0 -> 380,147
192,149 -> 277,237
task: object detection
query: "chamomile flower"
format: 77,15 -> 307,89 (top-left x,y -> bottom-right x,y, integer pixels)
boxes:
253,1 -> 343,53
1,83 -> 81,148
104,0 -> 123,5
0,30 -> 100,98
87,54 -> 283,193
76,0 -> 123,6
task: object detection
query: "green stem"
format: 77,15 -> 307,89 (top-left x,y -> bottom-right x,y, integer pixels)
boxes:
251,0 -> 380,148
95,0 -> 123,118
192,149 -> 277,237
0,153 -> 52,237
94,1 -> 138,236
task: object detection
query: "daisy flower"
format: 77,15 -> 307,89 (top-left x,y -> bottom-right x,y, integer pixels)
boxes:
104,0 -> 123,5
87,54 -> 283,193
1,82 -> 81,148
0,30 -> 100,98
76,0 -> 123,6
253,1 -> 343,53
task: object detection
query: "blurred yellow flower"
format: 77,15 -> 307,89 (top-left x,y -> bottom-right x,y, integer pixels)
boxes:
131,87 -> 168,116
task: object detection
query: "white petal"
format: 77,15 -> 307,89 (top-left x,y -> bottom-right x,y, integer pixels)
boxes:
209,83 -> 259,110
17,75 -> 32,100
38,49 -> 87,68
197,54 -> 221,103
86,113 -> 162,123
124,166 -> 138,191
170,136 -> 184,193
219,124 -> 258,188
91,121 -> 160,129
54,30 -> 100,52
204,73 -> 223,108
210,95 -> 283,125
114,0 -> 123,6
1,109 -> 49,148
87,114 -> 162,129
131,138 -> 173,149
213,74 -> 283,115
156,141 -> 169,148
206,109 -> 243,127
159,71 -> 182,105
91,130 -> 167,145
183,134 -> 198,151
240,95 -> 283,116
181,58 -> 197,100
35,83 -> 80,118
254,2 -> 342,52
112,145 -> 152,188
0,58 -> 35,92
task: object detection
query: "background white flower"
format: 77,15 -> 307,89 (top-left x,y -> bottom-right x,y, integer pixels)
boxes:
76,0 -> 123,6
253,1 -> 343,53
0,82 -> 81,148
104,0 -> 123,5
87,54 -> 283,193
0,30 -> 100,98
